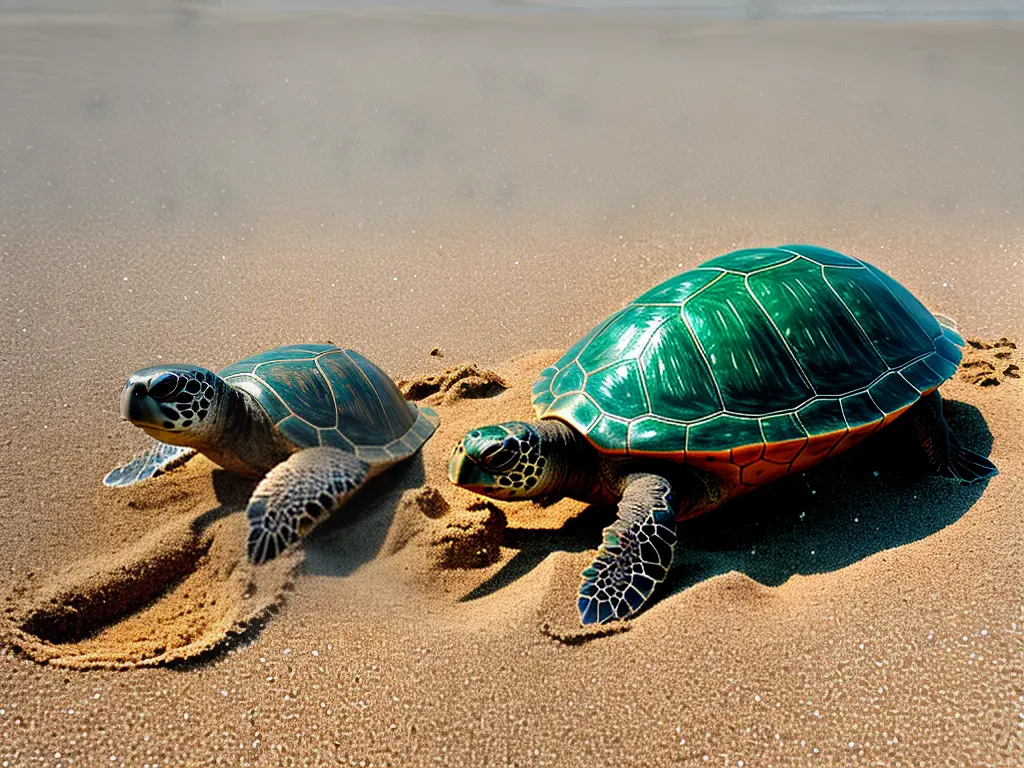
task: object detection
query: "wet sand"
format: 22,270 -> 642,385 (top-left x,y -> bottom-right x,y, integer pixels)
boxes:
1,8 -> 1023,766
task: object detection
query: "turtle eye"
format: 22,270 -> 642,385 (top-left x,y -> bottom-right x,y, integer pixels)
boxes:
480,438 -> 519,473
147,372 -> 181,400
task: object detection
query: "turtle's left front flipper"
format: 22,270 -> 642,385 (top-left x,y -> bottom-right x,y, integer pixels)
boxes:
104,440 -> 197,487
578,473 -> 678,626
246,447 -> 370,564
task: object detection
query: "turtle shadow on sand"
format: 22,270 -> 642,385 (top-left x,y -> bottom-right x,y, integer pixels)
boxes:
163,460 -> 428,672
201,460 -> 424,563
461,400 -> 996,616
664,400 -> 994,596
298,453 -> 428,579
197,469 -> 258,527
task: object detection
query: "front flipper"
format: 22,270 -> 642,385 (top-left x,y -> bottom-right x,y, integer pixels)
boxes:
904,390 -> 998,483
246,447 -> 370,564
103,441 -> 196,487
578,473 -> 678,626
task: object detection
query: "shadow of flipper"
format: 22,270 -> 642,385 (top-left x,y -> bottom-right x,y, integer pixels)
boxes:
184,469 -> 260,534
460,504 -> 615,602
301,453 -> 428,579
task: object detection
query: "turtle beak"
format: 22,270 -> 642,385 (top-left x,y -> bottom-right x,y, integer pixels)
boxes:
120,378 -> 162,426
121,380 -> 146,421
448,443 -> 492,491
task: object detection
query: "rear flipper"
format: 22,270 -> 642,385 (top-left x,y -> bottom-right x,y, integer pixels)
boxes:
578,473 -> 678,626
905,390 -> 997,483
103,441 -> 196,487
246,447 -> 370,564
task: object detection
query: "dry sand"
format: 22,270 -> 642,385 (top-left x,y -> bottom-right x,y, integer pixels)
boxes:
2,8 -> 1023,767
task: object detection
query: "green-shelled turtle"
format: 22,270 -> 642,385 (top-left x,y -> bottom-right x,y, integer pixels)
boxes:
105,344 -> 439,564
448,245 -> 997,625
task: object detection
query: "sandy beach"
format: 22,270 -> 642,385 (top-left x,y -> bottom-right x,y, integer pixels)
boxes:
2,6 -> 1023,766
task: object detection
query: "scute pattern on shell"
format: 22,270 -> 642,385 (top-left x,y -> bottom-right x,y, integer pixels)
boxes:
533,245 -> 965,486
217,344 -> 436,465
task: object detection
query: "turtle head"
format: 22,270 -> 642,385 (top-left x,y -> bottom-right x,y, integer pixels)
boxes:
120,365 -> 225,447
448,422 -> 558,500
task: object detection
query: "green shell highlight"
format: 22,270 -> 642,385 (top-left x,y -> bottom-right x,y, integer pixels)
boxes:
533,245 -> 961,467
219,344 -> 428,461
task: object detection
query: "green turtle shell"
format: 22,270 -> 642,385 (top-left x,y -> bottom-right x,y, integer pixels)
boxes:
218,344 -> 435,466
532,245 -> 964,486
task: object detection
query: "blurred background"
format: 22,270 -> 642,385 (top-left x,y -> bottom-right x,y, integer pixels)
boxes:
4,1 -> 1024,17
2,0 -> 1022,405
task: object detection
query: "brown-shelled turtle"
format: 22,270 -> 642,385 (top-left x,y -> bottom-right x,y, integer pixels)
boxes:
447,244 -> 997,625
105,344 -> 439,564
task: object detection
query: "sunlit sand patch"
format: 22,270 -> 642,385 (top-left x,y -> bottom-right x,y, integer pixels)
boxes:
2,459 -> 301,670
393,341 -> 1012,644
1,363 -> 515,670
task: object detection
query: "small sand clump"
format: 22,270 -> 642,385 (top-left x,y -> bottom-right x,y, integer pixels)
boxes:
411,484 -> 451,520
384,486 -> 509,569
429,500 -> 508,569
961,337 -> 1020,386
398,364 -> 508,404
382,485 -> 453,556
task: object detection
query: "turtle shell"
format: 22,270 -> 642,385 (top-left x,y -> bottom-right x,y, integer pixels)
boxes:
532,245 -> 965,488
218,344 -> 435,465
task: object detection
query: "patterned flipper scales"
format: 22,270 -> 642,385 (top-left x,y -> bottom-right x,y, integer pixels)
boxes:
103,440 -> 196,487
246,447 -> 370,565
578,474 -> 678,625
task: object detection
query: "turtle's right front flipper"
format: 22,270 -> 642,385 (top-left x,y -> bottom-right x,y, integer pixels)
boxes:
103,441 -> 197,487
578,473 -> 678,626
245,447 -> 370,565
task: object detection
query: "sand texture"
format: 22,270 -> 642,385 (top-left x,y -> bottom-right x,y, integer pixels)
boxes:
2,8 -> 1023,767
3,345 -> 1022,764
3,458 -> 302,670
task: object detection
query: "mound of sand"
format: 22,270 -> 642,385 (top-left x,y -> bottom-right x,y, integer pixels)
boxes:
2,457 -> 302,669
397,364 -> 509,404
